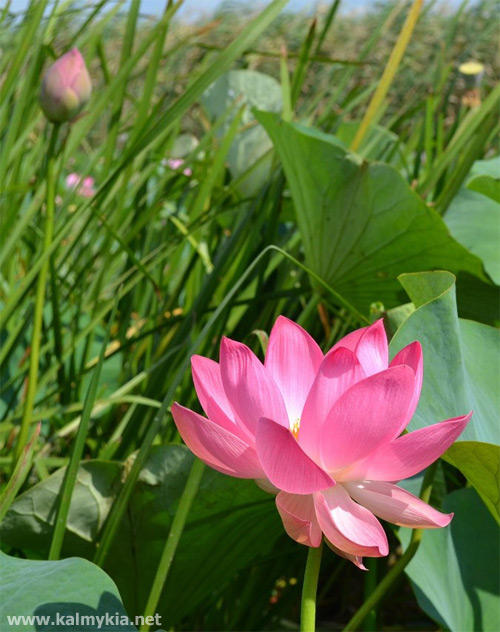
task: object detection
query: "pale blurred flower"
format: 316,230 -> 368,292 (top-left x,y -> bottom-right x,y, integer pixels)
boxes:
66,173 -> 95,198
164,158 -> 192,177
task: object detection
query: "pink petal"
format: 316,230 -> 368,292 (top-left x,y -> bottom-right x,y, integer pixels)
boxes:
320,365 -> 416,472
276,492 -> 322,547
344,481 -> 452,528
256,417 -> 334,494
314,486 -> 388,557
331,327 -> 366,353
219,337 -> 288,435
325,539 -> 367,570
299,348 -> 365,461
191,355 -> 250,439
390,341 -> 423,435
265,316 -> 323,424
171,402 -> 264,478
333,319 -> 388,377
339,413 -> 472,482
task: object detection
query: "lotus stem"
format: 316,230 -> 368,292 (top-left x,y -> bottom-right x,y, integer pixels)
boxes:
301,542 -> 323,632
14,123 -> 59,464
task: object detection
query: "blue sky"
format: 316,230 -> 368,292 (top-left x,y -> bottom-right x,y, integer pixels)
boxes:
7,0 -> 472,19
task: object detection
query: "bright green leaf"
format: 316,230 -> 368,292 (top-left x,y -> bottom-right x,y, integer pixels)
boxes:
467,174 -> 500,204
256,113 -> 488,315
400,488 -> 499,632
390,271 -> 500,445
443,441 -> 500,525
445,187 -> 500,284
389,271 -> 500,524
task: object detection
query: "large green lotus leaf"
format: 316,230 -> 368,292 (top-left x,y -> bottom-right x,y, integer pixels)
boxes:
389,271 -> 500,521
443,441 -> 500,525
399,488 -> 500,632
445,187 -> 500,284
467,174 -> 500,204
0,552 -> 134,632
202,70 -> 282,195
470,155 -> 500,179
256,112 -> 489,315
0,446 -> 282,625
389,271 -> 499,443
0,461 -> 121,555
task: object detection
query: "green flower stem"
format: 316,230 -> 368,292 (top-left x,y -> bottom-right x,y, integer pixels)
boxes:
362,557 -> 378,631
301,542 -> 323,632
342,463 -> 438,632
14,123 -> 59,464
140,458 -> 205,632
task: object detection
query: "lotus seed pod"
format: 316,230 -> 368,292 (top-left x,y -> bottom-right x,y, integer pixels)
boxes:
458,60 -> 484,88
39,48 -> 91,123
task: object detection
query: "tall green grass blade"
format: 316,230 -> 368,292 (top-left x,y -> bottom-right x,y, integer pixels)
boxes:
290,18 -> 316,108
350,0 -> 423,152
48,298 -> 119,560
0,424 -> 39,522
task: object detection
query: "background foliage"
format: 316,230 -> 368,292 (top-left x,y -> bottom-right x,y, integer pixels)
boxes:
0,0 -> 499,630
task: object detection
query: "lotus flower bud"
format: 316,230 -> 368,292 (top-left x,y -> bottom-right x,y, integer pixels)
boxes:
39,48 -> 91,123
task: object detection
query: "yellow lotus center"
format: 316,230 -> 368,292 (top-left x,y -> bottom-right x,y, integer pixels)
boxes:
291,418 -> 300,439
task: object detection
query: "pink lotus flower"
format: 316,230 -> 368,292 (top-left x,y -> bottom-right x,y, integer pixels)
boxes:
66,173 -> 95,198
39,48 -> 91,123
172,317 -> 471,568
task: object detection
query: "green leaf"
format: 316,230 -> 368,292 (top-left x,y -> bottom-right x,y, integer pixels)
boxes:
390,271 -> 500,445
0,446 -> 282,625
202,70 -> 282,195
0,461 -> 121,554
0,552 -> 134,632
256,113 -> 488,315
467,174 -> 500,204
400,488 -> 499,632
443,441 -> 500,525
470,155 -> 500,179
445,187 -> 500,284
389,271 -> 500,523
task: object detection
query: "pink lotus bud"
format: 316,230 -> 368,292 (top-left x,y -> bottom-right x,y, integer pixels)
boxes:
39,48 -> 91,123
